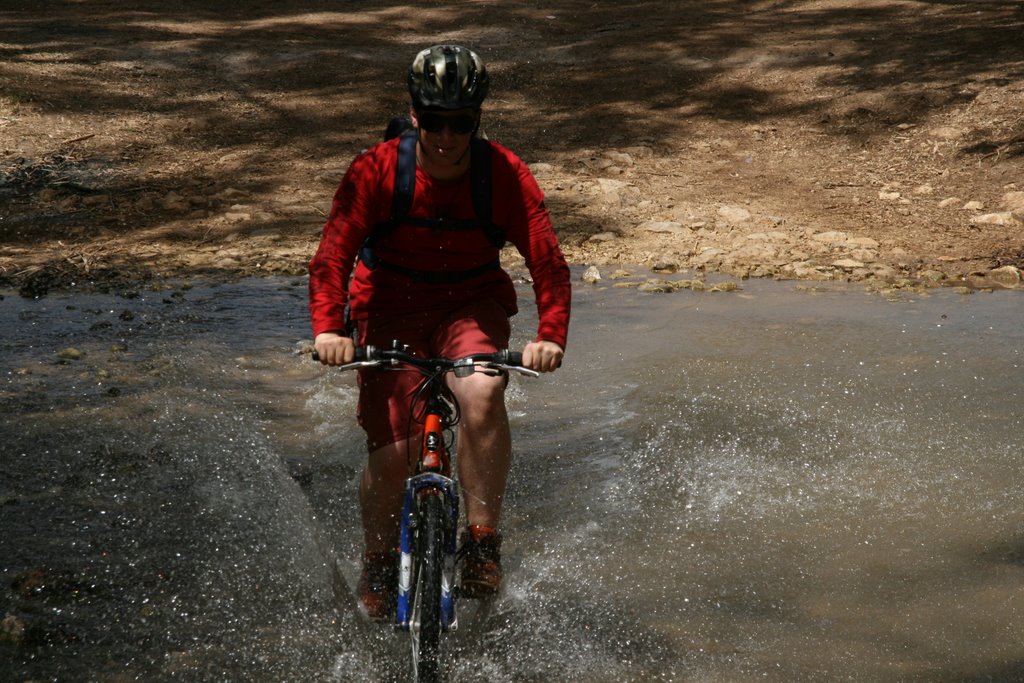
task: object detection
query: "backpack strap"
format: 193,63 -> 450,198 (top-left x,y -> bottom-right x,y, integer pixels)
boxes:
358,131 -> 418,269
392,130 -> 418,223
470,137 -> 502,246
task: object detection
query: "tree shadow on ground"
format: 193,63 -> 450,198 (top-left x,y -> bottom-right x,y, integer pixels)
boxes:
0,0 -> 1021,248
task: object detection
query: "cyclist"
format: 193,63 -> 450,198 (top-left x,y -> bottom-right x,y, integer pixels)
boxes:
309,44 -> 571,620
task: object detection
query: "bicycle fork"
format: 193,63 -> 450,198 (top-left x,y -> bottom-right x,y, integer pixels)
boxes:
396,414 -> 460,631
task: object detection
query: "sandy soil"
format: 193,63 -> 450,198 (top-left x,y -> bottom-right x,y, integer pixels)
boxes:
2,0 -> 1023,298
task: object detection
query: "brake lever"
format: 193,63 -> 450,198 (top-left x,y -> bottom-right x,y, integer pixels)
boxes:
485,362 -> 540,378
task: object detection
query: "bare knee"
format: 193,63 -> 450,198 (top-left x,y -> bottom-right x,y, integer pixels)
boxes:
452,373 -> 506,428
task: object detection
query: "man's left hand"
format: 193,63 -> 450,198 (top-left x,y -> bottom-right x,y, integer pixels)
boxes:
522,340 -> 564,373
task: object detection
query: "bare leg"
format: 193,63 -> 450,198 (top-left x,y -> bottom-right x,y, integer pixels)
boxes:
360,438 -> 416,555
449,371 -> 511,529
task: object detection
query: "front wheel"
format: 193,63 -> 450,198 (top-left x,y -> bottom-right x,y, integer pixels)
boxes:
411,492 -> 445,682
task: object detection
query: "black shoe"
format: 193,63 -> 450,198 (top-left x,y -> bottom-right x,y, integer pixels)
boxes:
459,528 -> 502,598
357,551 -> 397,622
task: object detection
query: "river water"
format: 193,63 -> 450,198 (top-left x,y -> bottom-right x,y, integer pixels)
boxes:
1,274 -> 1021,682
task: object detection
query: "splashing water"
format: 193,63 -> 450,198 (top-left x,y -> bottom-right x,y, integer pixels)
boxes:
1,276 -> 1021,681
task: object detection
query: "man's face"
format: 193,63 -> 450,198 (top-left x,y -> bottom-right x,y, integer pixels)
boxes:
411,108 -> 479,167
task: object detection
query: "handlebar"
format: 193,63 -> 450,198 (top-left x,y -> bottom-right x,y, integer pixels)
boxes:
311,344 -> 539,378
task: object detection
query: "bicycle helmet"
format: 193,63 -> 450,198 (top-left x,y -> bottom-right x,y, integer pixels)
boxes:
408,44 -> 489,110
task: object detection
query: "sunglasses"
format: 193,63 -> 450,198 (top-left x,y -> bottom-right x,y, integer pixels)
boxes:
417,111 -> 477,135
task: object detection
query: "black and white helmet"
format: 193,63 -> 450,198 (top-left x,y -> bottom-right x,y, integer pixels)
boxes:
408,44 -> 489,110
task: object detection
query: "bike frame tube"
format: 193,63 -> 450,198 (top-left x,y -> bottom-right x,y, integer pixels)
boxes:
421,412 -> 447,473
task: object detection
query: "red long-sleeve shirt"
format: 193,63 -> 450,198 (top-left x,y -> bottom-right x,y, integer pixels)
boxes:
309,137 -> 571,348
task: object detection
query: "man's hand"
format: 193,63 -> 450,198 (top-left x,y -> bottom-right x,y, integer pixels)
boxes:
314,332 -> 355,366
522,340 -> 564,373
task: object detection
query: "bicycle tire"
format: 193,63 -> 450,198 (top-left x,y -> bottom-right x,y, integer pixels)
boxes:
411,492 -> 445,683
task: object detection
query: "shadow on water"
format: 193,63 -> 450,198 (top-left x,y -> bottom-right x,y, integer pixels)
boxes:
1,275 -> 1022,681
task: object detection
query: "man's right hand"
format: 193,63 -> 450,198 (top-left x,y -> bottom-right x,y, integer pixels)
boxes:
314,332 -> 356,366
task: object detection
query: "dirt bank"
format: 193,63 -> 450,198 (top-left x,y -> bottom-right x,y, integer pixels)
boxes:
2,0 -> 1023,298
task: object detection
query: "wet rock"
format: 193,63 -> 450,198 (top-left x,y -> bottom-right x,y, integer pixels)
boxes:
10,567 -> 85,599
652,260 -> 678,274
965,272 -> 995,289
987,265 -> 1021,288
637,279 -> 675,293
919,269 -> 946,283
781,262 -> 829,280
1,614 -> 26,644
961,268 -> 1020,289
57,347 -> 82,361
581,265 -> 602,284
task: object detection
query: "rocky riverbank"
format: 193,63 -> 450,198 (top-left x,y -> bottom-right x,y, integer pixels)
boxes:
2,2 -> 1023,298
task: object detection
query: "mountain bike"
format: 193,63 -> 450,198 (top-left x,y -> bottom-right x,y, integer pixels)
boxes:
317,341 -> 537,682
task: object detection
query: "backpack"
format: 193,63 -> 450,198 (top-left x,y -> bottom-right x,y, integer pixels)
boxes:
358,120 -> 505,284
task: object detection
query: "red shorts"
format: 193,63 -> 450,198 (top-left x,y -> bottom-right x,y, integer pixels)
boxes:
354,299 -> 512,451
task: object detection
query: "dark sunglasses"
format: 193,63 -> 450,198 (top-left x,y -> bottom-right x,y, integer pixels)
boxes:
417,111 -> 477,135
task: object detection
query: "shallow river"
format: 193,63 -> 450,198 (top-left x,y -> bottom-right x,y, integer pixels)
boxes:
1,274 -> 1021,682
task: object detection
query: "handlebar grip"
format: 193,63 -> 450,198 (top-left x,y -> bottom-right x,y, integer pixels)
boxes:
311,344 -> 372,364
503,351 -> 524,367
